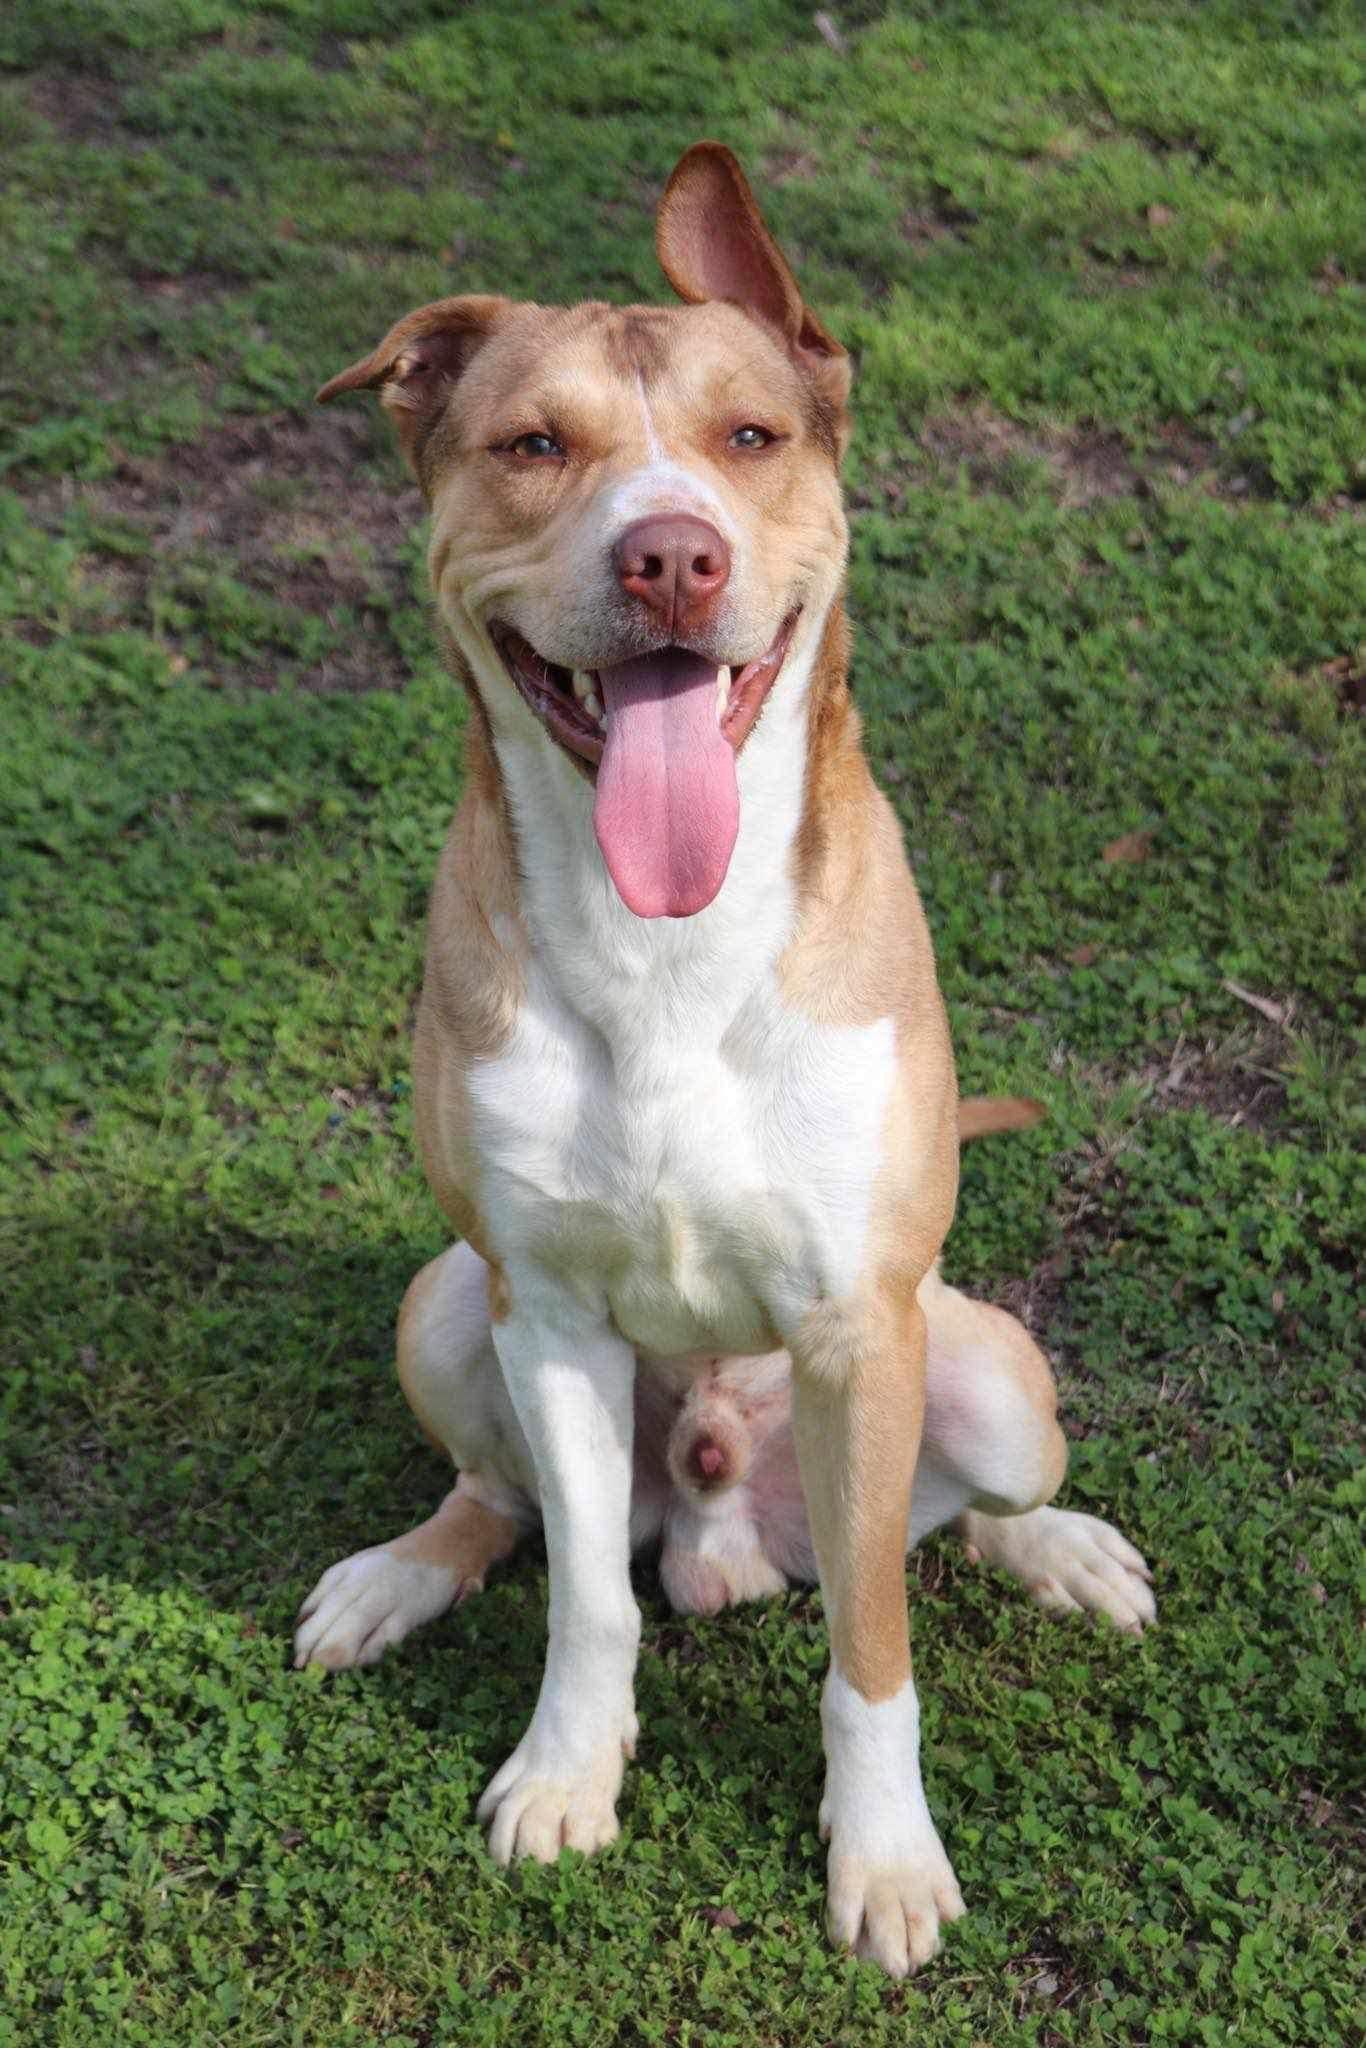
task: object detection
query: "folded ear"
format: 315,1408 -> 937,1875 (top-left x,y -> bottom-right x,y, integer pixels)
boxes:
655,143 -> 850,422
316,293 -> 509,476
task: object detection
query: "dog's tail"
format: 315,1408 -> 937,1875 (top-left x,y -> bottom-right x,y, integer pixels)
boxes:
958,1094 -> 1046,1141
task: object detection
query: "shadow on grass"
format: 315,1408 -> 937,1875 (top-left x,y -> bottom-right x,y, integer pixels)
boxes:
2,1196 -> 845,1835
4,1207 -> 459,1615
4,1196 -> 788,1715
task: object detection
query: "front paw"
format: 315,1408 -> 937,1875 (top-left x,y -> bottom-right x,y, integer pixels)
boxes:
476,1708 -> 638,1863
822,1818 -> 965,1977
818,1667 -> 965,1976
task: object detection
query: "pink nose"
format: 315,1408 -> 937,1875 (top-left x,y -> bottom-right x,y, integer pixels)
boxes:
613,516 -> 730,629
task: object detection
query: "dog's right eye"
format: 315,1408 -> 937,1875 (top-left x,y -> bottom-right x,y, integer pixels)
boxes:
506,432 -> 565,461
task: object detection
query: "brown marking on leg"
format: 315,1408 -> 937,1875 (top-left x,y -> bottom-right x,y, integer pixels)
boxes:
791,1291 -> 925,1703
389,1485 -> 522,1595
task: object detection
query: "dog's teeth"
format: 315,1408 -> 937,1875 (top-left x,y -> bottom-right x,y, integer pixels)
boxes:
716,666 -> 730,719
572,671 -> 594,705
584,689 -> 604,725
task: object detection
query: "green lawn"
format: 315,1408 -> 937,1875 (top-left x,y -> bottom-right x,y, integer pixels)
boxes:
1,3 -> 1363,2042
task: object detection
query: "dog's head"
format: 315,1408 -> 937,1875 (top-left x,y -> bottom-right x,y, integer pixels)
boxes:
320,143 -> 851,918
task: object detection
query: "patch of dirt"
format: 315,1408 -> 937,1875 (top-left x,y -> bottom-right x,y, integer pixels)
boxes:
1088,1018 -> 1294,1136
1152,416 -> 1223,484
26,70 -> 140,144
991,1027 -> 1291,1346
763,148 -> 820,186
27,408 -> 425,694
862,402 -> 1254,509
899,206 -> 975,253
1134,1042 -> 1289,1131
1320,651 -> 1365,713
920,405 -> 1140,506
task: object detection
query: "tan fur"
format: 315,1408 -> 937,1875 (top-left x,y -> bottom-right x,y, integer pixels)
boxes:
958,1095 -> 1045,1140
388,1488 -> 521,1590
791,1292 -> 926,1700
395,1253 -> 460,1454
319,143 -> 1061,1726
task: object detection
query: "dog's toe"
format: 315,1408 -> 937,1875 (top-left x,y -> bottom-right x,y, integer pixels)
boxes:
478,1730 -> 629,1865
293,1547 -> 460,1670
962,1505 -> 1156,1634
828,1846 -> 964,1978
1024,1511 -> 1156,1632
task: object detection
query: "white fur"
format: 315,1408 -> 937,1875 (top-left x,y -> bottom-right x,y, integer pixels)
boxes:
819,1668 -> 965,1976
958,1505 -> 1155,1632
476,1289 -> 641,1863
469,615 -> 898,1359
457,588 -> 914,1872
294,1546 -> 459,1670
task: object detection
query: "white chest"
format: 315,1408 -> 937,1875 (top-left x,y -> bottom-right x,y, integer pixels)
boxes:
468,965 -> 896,1357
468,626 -> 896,1355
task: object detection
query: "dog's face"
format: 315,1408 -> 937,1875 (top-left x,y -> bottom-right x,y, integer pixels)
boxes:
321,145 -> 851,917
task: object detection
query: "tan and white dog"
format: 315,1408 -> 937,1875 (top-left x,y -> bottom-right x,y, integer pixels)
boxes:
294,144 -> 1154,1978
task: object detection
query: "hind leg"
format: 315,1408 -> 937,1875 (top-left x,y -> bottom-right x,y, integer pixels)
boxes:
294,1242 -> 534,1670
915,1268 -> 1154,1633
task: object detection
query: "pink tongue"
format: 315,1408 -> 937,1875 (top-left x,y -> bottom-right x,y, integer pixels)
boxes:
593,649 -> 738,918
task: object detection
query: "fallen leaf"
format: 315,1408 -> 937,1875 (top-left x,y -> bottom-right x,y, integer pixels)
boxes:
1147,203 -> 1175,228
1101,828 -> 1154,864
1068,942 -> 1099,967
701,1904 -> 742,1929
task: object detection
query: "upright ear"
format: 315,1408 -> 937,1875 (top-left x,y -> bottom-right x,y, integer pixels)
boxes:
655,143 -> 851,424
316,293 -> 509,477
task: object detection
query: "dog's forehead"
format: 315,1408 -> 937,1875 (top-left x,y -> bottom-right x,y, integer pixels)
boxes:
470,298 -> 806,423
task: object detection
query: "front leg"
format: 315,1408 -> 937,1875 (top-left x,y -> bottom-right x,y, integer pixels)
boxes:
476,1278 -> 640,1863
791,1292 -> 965,1978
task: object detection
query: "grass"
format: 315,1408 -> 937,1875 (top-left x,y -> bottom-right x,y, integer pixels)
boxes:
1,2 -> 1362,2042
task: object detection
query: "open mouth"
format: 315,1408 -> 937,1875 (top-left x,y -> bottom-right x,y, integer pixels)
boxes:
489,612 -> 798,775
488,611 -> 799,920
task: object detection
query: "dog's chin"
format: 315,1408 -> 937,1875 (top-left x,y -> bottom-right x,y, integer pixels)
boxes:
488,613 -> 799,780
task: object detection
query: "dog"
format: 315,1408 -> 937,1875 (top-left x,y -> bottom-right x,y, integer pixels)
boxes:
295,143 -> 1154,1978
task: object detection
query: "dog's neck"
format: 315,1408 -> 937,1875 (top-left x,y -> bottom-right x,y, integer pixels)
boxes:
460,602 -> 861,1046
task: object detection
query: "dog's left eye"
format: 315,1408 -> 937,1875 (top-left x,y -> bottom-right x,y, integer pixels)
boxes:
729,425 -> 775,450
508,432 -> 565,460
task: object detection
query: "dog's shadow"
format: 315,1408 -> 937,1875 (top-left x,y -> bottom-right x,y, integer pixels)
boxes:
8,1199 -> 830,1790
9,1205 -> 459,1615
